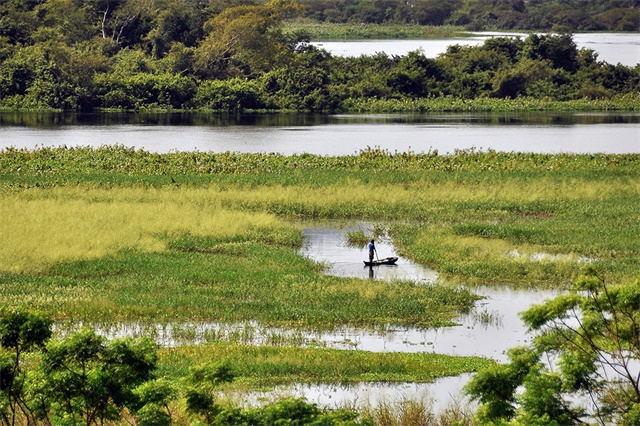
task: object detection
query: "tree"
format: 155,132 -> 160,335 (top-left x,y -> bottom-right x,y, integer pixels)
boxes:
387,51 -> 445,97
0,311 -> 52,426
40,329 -> 158,425
195,0 -> 301,78
523,34 -> 579,72
466,271 -> 640,425
146,0 -> 203,58
185,361 -> 235,423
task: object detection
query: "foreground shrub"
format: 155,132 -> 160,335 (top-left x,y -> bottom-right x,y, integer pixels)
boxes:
466,271 -> 640,425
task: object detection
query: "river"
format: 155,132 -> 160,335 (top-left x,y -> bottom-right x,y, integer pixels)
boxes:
313,32 -> 640,66
1,111 -> 639,154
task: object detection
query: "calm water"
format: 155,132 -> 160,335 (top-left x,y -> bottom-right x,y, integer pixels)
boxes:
53,223 -> 576,411
1,111 -> 639,154
313,32 -> 640,66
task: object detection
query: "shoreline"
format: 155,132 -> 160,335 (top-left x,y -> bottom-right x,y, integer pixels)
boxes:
1,96 -> 639,114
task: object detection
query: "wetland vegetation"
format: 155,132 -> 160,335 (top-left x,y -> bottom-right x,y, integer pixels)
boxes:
1,147 -> 638,289
1,1 -> 638,423
1,144 -> 638,423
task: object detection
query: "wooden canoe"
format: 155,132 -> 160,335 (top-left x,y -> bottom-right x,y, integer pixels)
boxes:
364,257 -> 398,266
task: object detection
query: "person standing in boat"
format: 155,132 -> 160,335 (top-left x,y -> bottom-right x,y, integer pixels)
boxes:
368,239 -> 377,263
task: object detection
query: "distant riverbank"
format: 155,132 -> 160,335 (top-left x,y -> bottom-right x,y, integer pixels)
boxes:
2,96 -> 639,115
284,21 -> 472,40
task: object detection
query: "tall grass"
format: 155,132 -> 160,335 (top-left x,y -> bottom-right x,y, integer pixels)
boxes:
158,343 -> 492,387
361,400 -> 475,426
0,189 -> 292,272
342,95 -> 640,113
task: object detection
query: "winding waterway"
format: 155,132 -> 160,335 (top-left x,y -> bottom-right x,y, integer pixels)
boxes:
59,223 -> 563,412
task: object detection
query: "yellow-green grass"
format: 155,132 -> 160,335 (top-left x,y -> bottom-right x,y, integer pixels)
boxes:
0,186 -> 475,327
0,190 -> 295,273
1,148 -> 638,288
158,343 -> 493,388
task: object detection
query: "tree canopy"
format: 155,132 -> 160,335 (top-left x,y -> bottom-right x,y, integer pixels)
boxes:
0,0 -> 638,111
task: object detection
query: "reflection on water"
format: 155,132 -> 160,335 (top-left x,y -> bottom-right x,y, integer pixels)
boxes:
1,111 -> 639,155
2,110 -> 639,128
300,224 -> 557,361
234,375 -> 474,413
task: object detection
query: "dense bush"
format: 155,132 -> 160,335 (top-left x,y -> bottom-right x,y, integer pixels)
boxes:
95,72 -> 197,109
194,78 -> 263,110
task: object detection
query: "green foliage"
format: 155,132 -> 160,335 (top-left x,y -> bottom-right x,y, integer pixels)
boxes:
195,78 -> 263,110
95,72 -> 196,109
207,398 -> 368,425
0,310 -> 52,426
284,21 -> 470,40
467,274 -> 640,424
186,362 -> 235,423
0,310 -> 378,425
0,311 -> 52,353
261,47 -> 340,111
41,330 -> 158,424
1,0 -> 638,112
195,0 -> 301,78
465,346 -> 540,422
296,0 -> 639,31
133,379 -> 178,426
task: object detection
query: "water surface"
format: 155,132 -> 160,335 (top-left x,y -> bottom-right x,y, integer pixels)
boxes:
2,111 -> 638,154
313,32 -> 640,66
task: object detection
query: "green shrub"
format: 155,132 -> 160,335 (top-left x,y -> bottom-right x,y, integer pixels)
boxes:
194,78 -> 263,111
94,72 -> 196,110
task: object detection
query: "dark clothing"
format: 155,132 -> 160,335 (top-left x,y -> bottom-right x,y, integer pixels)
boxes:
368,242 -> 376,262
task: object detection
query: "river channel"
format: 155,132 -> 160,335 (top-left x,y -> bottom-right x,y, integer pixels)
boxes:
2,111 -> 639,154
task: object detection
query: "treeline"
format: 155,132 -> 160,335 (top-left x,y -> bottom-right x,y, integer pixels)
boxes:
300,0 -> 640,31
0,0 -> 638,112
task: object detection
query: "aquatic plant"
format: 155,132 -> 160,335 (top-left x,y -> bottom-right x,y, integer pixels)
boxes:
346,230 -> 370,247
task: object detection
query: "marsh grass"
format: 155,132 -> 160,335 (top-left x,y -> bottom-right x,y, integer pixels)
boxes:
158,343 -> 492,387
346,230 -> 369,247
0,196 -> 476,327
361,400 -> 475,426
342,95 -> 640,113
1,148 -> 637,295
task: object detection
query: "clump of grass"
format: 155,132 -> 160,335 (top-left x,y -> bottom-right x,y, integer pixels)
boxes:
346,230 -> 370,247
361,400 -> 475,426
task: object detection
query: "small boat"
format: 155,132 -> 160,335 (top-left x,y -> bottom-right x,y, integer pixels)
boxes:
364,257 -> 398,267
